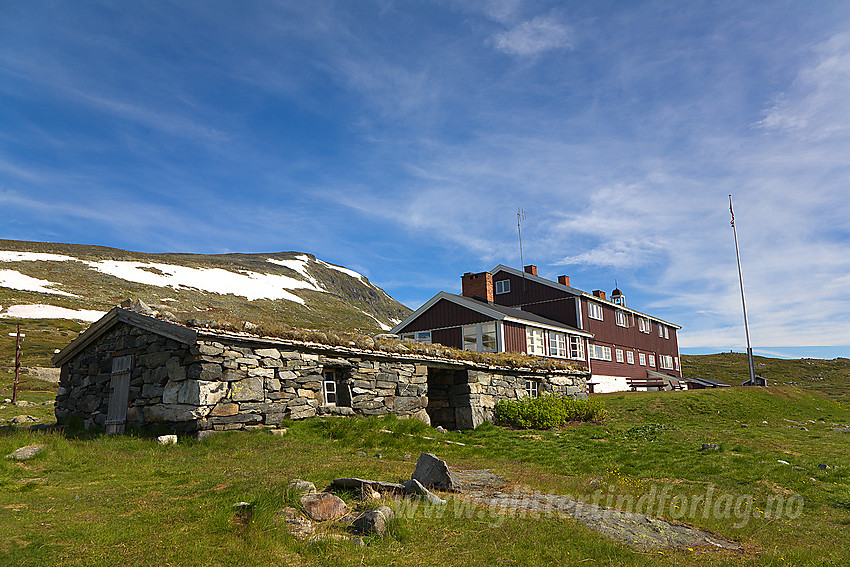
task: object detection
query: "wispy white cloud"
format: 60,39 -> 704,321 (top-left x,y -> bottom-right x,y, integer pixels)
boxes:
493,13 -> 573,56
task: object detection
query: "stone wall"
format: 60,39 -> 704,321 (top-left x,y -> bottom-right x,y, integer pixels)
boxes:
55,322 -> 587,432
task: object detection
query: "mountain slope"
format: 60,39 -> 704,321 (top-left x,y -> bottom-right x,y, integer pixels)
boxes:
0,240 -> 411,333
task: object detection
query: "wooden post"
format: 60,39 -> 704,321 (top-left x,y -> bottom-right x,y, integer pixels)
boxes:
13,323 -> 22,404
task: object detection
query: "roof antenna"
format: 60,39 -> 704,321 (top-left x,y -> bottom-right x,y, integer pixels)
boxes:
517,209 -> 527,296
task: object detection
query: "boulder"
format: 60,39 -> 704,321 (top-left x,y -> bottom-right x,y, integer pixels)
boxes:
278,507 -> 314,539
411,408 -> 431,426
230,377 -> 264,402
412,453 -> 460,492
402,478 -> 446,505
10,415 -> 39,425
350,506 -> 395,536
300,493 -> 349,521
332,478 -> 405,494
5,444 -> 47,460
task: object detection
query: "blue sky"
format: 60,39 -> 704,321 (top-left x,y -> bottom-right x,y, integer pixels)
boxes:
2,1 -> 850,358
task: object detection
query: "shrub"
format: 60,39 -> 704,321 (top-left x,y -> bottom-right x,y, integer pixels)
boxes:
494,394 -> 606,429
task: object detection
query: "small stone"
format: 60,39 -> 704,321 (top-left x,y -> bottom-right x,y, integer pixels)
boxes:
14,400 -> 30,407
700,443 -> 720,451
270,428 -> 288,436
374,453 -> 383,459
289,479 -> 317,495
817,464 -> 830,470
10,415 -> 39,425
357,451 -> 367,457
777,460 -> 790,465
300,493 -> 349,521
243,321 -> 259,331
741,424 -> 749,428
5,444 -> 47,460
196,430 -> 219,441
435,426 -> 447,434
412,453 -> 460,492
158,434 -> 178,445
403,478 -> 446,505
762,421 -> 768,425
350,506 -> 395,536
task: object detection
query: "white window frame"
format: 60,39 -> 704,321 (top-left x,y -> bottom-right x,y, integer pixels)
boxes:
639,352 -> 646,366
526,327 -> 547,356
464,322 -> 498,353
495,279 -> 510,294
638,317 -> 651,333
615,310 -> 628,327
658,324 -> 664,338
525,379 -> 539,398
659,355 -> 674,370
626,351 -> 635,364
589,344 -> 612,361
588,302 -> 604,321
674,356 -> 680,371
569,336 -> 585,361
401,330 -> 432,344
549,332 -> 567,358
615,349 -> 624,363
323,370 -> 338,406
664,326 -> 669,339
648,355 -> 656,368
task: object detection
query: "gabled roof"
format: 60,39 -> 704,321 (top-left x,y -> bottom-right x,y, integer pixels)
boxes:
52,307 -> 198,367
492,264 -> 682,329
391,291 -> 592,337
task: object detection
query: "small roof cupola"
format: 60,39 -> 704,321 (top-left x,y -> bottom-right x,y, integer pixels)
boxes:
611,285 -> 625,306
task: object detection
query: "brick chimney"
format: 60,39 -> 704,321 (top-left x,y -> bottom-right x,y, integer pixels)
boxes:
524,265 -> 538,276
592,290 -> 607,300
558,275 -> 570,287
461,271 -> 494,302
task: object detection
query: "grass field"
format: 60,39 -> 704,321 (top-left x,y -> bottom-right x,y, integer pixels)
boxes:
1,379 -> 848,566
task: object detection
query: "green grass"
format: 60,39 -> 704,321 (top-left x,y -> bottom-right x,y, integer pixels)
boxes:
1,384 -> 848,566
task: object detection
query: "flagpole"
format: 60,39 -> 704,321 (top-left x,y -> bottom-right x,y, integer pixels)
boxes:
730,195 -> 756,384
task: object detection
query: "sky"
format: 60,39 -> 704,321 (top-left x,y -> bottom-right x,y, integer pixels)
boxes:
2,1 -> 850,359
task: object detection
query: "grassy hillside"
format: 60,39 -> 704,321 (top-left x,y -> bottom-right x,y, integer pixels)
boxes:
1,384 -> 848,566
0,239 -> 412,333
682,353 -> 850,403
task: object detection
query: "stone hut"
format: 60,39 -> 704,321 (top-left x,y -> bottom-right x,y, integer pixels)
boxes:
52,308 -> 588,433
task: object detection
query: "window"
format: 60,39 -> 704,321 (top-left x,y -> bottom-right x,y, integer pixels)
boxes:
589,344 -> 612,361
664,326 -> 669,340
495,279 -> 510,294
659,355 -> 674,370
674,356 -> 680,371
588,302 -> 604,321
658,324 -> 664,338
626,351 -> 635,364
525,380 -> 539,398
639,353 -> 646,366
464,322 -> 498,353
549,332 -> 567,358
648,355 -> 656,367
638,317 -> 651,333
401,331 -> 431,344
569,336 -> 585,360
615,349 -> 624,363
615,310 -> 628,327
323,370 -> 338,406
526,328 -> 546,356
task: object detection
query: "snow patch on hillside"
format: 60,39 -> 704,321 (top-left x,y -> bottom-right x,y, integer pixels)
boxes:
0,270 -> 77,296
317,259 -> 367,283
0,304 -> 106,321
0,251 -> 80,263
266,256 -> 324,290
85,260 -> 320,303
359,309 -> 391,331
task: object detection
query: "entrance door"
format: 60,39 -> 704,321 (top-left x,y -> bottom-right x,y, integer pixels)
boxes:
105,355 -> 132,434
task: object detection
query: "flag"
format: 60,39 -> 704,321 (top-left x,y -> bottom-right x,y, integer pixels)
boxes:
729,200 -> 735,227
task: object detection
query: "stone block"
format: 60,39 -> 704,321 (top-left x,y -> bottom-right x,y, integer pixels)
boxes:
265,377 -> 281,392
248,367 -> 274,379
142,384 -> 164,398
261,358 -> 283,368
178,380 -> 227,406
197,343 -> 224,356
254,348 -> 280,359
209,402 -> 239,417
289,405 -> 316,420
188,363 -> 223,381
163,380 -> 180,404
222,368 -> 247,381
236,357 -> 259,367
230,377 -> 264,402
145,404 -> 210,422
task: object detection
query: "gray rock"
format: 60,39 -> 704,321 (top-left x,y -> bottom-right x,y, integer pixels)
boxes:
350,506 -> 395,536
411,408 -> 431,426
817,464 -> 830,470
157,434 -> 178,445
270,428 -> 288,436
412,453 -> 460,492
777,460 -> 790,465
10,415 -> 39,425
356,451 -> 367,457
332,478 -> 405,494
403,478 -> 446,505
278,507 -> 314,539
435,426 -> 447,433
6,444 -> 47,460
230,377 -> 264,402
300,492 -> 349,521
196,430 -> 220,441
700,443 -> 721,451
243,321 -> 259,331
289,479 -> 317,495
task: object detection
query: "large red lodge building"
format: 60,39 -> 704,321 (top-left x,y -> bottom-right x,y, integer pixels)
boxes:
392,265 -> 683,393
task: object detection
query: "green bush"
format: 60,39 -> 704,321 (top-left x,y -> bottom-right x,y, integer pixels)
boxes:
494,394 -> 606,429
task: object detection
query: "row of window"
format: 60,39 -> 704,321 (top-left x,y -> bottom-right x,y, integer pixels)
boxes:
400,330 -> 432,344
526,328 -> 585,360
587,302 -> 672,339
588,345 -> 679,370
